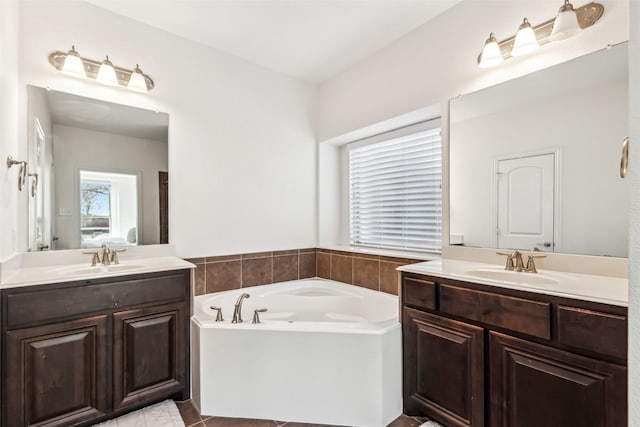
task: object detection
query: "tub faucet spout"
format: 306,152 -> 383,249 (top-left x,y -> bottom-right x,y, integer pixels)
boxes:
232,293 -> 250,323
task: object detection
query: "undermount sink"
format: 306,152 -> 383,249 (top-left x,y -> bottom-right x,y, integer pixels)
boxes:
56,263 -> 146,276
463,268 -> 559,286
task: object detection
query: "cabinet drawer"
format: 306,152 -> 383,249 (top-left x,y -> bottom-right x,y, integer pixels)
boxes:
403,277 -> 436,310
440,284 -> 551,339
5,271 -> 189,329
556,305 -> 627,361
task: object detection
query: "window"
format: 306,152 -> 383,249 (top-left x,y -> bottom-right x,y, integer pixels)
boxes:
80,180 -> 112,240
79,170 -> 139,248
349,121 -> 442,253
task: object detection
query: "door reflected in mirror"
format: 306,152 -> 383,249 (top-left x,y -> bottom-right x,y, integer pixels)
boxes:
27,86 -> 169,251
449,42 -> 629,257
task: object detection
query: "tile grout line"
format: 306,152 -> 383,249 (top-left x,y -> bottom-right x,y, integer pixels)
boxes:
203,262 -> 207,294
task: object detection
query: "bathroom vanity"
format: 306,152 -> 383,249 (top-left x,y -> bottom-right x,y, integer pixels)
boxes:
0,258 -> 192,427
400,260 -> 627,427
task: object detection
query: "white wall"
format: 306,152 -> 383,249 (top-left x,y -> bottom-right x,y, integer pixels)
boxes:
0,0 -> 20,260
317,0 -> 629,251
53,125 -> 166,249
18,0 -> 317,257
317,0 -> 629,142
627,1 -> 639,423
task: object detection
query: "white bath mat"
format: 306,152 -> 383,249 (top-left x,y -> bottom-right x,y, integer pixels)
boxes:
92,400 -> 185,427
420,421 -> 444,427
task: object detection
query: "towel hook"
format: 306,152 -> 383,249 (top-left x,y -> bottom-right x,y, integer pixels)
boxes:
6,156 -> 28,191
28,172 -> 39,198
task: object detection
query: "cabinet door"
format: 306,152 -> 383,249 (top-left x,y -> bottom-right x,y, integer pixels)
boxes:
490,331 -> 627,427
113,302 -> 186,411
403,308 -> 484,427
5,315 -> 108,427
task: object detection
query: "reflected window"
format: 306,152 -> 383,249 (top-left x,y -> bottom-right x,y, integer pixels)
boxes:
79,170 -> 138,248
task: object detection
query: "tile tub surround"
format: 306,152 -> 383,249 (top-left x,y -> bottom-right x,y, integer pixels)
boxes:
186,249 -> 317,296
186,248 -> 423,296
316,249 -> 423,295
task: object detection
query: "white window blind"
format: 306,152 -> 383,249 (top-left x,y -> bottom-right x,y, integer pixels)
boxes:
349,125 -> 442,253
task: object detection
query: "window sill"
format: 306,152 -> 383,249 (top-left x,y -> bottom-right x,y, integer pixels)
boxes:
317,244 -> 440,262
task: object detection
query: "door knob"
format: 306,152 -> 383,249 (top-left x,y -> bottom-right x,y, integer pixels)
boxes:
535,242 -> 552,248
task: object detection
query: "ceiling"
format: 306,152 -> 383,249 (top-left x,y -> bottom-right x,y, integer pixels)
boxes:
44,88 -> 169,141
85,0 -> 462,83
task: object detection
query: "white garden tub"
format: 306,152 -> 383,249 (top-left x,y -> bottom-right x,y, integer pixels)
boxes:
191,278 -> 401,427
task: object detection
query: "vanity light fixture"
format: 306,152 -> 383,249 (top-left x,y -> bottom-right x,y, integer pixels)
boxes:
477,1 -> 603,67
478,33 -> 504,68
96,56 -> 118,86
61,46 -> 86,78
512,18 -> 539,57
49,47 -> 155,92
511,18 -> 540,56
128,64 -> 149,93
550,0 -> 582,41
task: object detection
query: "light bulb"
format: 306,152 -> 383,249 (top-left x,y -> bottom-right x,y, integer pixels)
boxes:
128,64 -> 148,93
61,46 -> 87,78
479,33 -> 503,68
512,18 -> 539,57
550,0 -> 582,41
96,56 -> 119,86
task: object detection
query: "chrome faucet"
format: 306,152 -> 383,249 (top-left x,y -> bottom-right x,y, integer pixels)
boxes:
231,293 -> 250,323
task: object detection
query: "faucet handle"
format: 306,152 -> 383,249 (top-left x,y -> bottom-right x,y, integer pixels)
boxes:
496,251 -> 515,270
110,248 -> 127,264
210,306 -> 224,322
528,253 -> 547,258
252,308 -> 268,324
83,250 -> 101,266
525,253 -> 546,273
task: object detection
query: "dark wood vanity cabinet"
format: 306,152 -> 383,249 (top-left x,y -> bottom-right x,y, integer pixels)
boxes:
404,308 -> 484,427
112,302 -> 187,411
489,332 -> 627,427
0,269 -> 191,427
401,272 -> 628,427
5,315 -> 109,426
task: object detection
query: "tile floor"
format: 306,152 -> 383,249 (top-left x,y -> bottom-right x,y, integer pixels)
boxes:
176,400 -> 430,427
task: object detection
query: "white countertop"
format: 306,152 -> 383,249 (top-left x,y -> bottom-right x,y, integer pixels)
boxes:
398,259 -> 628,307
0,255 -> 195,289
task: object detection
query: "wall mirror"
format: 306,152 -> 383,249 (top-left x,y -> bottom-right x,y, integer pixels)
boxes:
449,42 -> 628,257
27,86 -> 169,251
